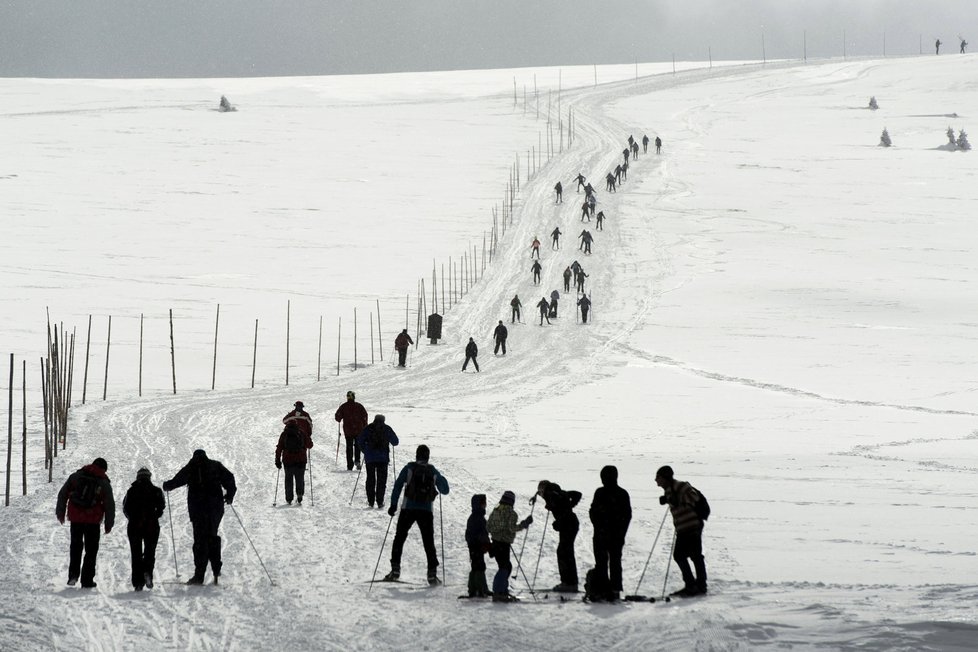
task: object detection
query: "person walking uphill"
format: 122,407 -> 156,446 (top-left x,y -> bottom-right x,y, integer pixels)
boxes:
162,449 -> 236,585
462,337 -> 480,372
536,297 -> 551,325
531,260 -> 542,285
276,421 -> 313,504
356,414 -> 399,508
283,400 -> 312,438
56,457 -> 115,588
493,320 -> 508,356
550,226 -> 562,250
487,490 -> 533,602
554,181 -> 563,204
510,294 -> 523,324
656,465 -> 708,597
394,329 -> 413,368
335,390 -> 368,470
384,444 -> 450,585
123,467 -> 165,591
465,494 -> 492,598
535,480 -> 582,592
587,465 -> 631,602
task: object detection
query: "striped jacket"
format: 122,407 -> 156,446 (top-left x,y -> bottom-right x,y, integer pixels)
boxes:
664,480 -> 703,533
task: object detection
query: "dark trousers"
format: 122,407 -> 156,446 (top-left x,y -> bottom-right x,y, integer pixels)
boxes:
284,463 -> 306,501
397,348 -> 408,367
462,354 -> 480,371
390,509 -> 438,572
490,540 -> 512,595
468,546 -> 490,596
345,436 -> 361,470
533,271 -> 541,284
552,236 -> 559,249
564,277 -> 571,292
539,310 -> 550,325
593,535 -> 625,593
511,307 -> 521,323
555,515 -> 579,586
581,308 -> 589,323
68,522 -> 101,585
494,339 -> 506,355
191,513 -> 223,578
128,523 -> 160,588
365,462 -> 389,506
674,527 -> 707,590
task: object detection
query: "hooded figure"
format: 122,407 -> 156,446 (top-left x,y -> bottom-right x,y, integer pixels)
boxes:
587,465 -> 632,601
465,494 -> 492,597
123,467 -> 165,590
535,480 -> 583,592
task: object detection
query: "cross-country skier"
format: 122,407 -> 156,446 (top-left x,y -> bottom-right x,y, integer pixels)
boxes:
655,465 -> 708,597
283,401 -> 313,439
549,289 -> 560,318
394,329 -> 413,368
465,494 -> 492,598
575,173 -> 586,192
493,320 -> 508,355
123,467 -> 165,591
554,181 -> 563,204
563,266 -> 573,292
335,390 -> 368,471
531,260 -> 542,285
510,294 -> 523,323
535,480 -> 582,592
275,421 -> 313,504
595,211 -> 605,231
356,414 -> 399,509
531,236 -> 541,259
56,457 -> 115,589
550,226 -> 562,250
606,172 -> 617,192
462,337 -> 480,372
655,136 -> 662,154
536,297 -> 551,325
487,490 -> 533,602
581,199 -> 591,222
642,134 -> 649,153
579,229 -> 594,255
578,294 -> 591,322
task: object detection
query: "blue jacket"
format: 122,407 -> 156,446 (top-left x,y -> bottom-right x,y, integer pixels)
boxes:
355,423 -> 399,464
389,461 -> 449,512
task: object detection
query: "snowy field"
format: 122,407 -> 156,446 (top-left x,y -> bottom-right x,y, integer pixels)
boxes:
2,55 -> 978,651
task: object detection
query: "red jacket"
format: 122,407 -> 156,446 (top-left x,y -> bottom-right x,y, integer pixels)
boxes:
276,426 -> 314,466
282,409 -> 313,437
335,400 -> 368,438
56,464 -> 116,528
395,332 -> 413,350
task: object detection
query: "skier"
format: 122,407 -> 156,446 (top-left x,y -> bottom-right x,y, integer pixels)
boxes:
614,164 -> 623,185
574,173 -> 586,192
642,134 -> 649,153
123,467 -> 165,591
536,297 -> 551,325
554,181 -> 563,204
531,260 -> 542,285
627,135 -> 635,147
550,226 -> 562,250
355,414 -> 399,509
465,494 -> 492,598
575,268 -> 589,294
655,136 -> 662,154
162,449 -> 236,585
283,401 -> 313,439
487,490 -> 533,602
936,38 -> 942,54
587,465 -> 631,602
962,39 -> 968,54
587,193 -> 597,215
622,147 -> 630,164
655,465 -> 708,597
384,444 -> 450,585
510,294 -> 523,323
275,420 -> 313,504
580,199 -> 591,222
578,294 -> 592,323
335,390 -> 368,471
621,159 -> 628,182
462,337 -> 480,372
549,289 -> 560,318
530,236 -> 541,259
606,172 -> 617,192
563,266 -> 573,292
394,329 -> 413,368
493,320 -> 508,355
579,230 -> 594,255
595,211 -> 605,231
535,480 -> 583,592
56,457 -> 115,588
631,141 -> 639,159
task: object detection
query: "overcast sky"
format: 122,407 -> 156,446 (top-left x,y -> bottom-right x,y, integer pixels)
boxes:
1,1 -> 975,78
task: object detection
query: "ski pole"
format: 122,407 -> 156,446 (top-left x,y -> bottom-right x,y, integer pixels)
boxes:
510,544 -> 539,602
660,530 -> 677,602
272,466 -> 281,507
439,493 -> 446,585
530,510 -> 550,592
335,424 -> 341,464
307,449 -> 314,507
368,513 -> 395,594
349,463 -> 363,505
629,505 -> 669,599
229,504 -> 275,585
513,497 -> 536,578
166,491 -> 179,578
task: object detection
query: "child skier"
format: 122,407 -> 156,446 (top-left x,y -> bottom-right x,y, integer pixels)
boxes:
487,490 -> 533,602
465,494 -> 492,597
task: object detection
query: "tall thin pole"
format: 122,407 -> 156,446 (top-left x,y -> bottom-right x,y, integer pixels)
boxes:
169,309 -> 177,395
317,315 -> 323,381
353,307 -> 358,371
843,29 -> 847,60
370,312 -> 375,365
804,30 -> 807,62
211,304 -> 220,390
6,354 -> 13,506
252,319 -> 258,389
405,295 -> 409,330
336,317 -> 342,377
285,300 -> 291,385
762,33 -> 766,64
21,359 -> 26,495
41,358 -> 50,474
138,313 -> 144,397
102,315 -> 111,401
376,299 -> 384,362
82,314 -> 91,404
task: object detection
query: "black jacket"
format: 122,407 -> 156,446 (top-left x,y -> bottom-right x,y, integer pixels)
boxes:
123,478 -> 166,530
589,472 -> 631,543
162,452 -> 236,522
493,324 -> 508,341
465,341 -> 478,357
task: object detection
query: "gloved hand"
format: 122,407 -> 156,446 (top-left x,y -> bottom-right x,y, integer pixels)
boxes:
57,515 -> 65,525
224,495 -> 233,505
388,506 -> 397,517
104,526 -> 112,534
275,461 -> 282,470
519,515 -> 533,529
659,495 -> 669,505
529,495 -> 537,505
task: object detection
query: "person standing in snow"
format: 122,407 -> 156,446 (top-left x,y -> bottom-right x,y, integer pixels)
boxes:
936,38 -> 942,54
536,297 -> 551,325
575,173 -> 586,192
606,172 -> 617,192
335,390 -> 368,471
961,39 -> 968,54
642,134 -> 650,153
655,136 -> 662,154
563,266 -> 573,292
56,457 -> 115,588
530,236 -> 541,259
656,465 -> 708,597
462,337 -> 480,372
283,401 -> 312,439
631,141 -> 639,159
551,226 -> 562,250
549,289 -> 560,318
579,229 -> 594,255
581,199 -> 591,222
162,449 -> 236,585
622,147 -> 630,164
394,329 -> 413,368
385,444 -> 450,584
535,480 -> 582,592
123,467 -> 165,591
465,494 -> 492,598
621,159 -> 628,182
510,294 -> 523,323
493,320 -> 508,355
595,211 -> 605,231
275,420 -> 313,504
356,414 -> 399,509
554,181 -> 563,204
531,260 -> 542,285
487,490 -> 533,602
578,294 -> 592,323
587,465 -> 631,602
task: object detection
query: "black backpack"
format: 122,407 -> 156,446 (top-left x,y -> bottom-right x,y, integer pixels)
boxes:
693,488 -> 711,521
367,425 -> 386,451
69,472 -> 101,509
283,426 -> 303,453
404,463 -> 437,502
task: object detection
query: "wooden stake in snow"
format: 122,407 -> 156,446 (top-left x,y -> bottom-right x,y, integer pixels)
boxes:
211,304 -> 220,390
82,314 -> 91,404
317,315 -> 323,381
21,359 -> 26,495
252,319 -> 258,389
376,299 -> 384,362
102,315 -> 111,401
138,313 -> 144,397
370,312 -> 375,365
169,309 -> 177,395
354,307 -> 358,371
285,300 -> 291,386
336,317 -> 341,377
6,353 -> 13,506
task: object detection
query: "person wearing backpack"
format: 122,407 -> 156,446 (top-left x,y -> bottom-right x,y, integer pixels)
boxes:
276,421 -> 314,505
655,465 -> 707,597
384,444 -> 450,585
123,467 -> 165,590
394,329 -> 414,368
162,449 -> 236,585
535,480 -> 583,592
335,390 -> 368,471
355,414 -> 399,508
282,400 -> 313,438
587,465 -> 631,602
56,457 -> 116,588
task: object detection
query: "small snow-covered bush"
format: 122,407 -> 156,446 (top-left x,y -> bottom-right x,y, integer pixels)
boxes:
868,96 -> 879,110
957,130 -> 971,151
879,128 -> 892,147
947,126 -> 956,145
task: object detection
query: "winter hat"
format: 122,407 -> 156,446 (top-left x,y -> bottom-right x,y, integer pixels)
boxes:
416,444 -> 430,462
93,458 -> 108,471
500,490 -> 516,506
193,449 -> 207,461
346,390 -> 355,400
655,465 -> 674,480
600,465 -> 618,486
136,467 -> 152,480
374,414 -> 385,424
294,401 -> 304,409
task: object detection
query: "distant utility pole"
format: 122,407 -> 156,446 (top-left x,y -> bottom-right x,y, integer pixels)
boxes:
843,29 -> 847,60
762,33 -> 767,64
883,31 -> 887,57
804,30 -> 807,62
